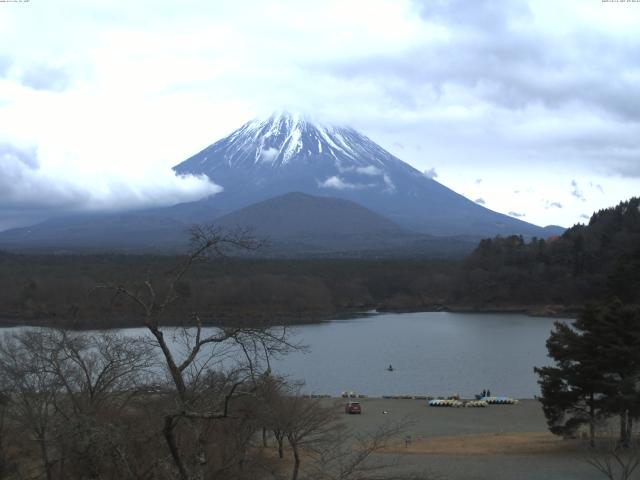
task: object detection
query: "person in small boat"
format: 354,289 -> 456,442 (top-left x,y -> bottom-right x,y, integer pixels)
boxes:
387,364 -> 394,371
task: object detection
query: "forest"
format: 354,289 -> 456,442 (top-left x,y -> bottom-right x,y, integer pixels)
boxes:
0,197 -> 638,329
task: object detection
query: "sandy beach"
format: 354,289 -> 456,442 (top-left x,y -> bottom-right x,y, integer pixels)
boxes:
330,398 -> 604,480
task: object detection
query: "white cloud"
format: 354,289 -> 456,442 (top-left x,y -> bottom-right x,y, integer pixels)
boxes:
20,64 -> 71,92
383,174 -> 396,192
0,0 -> 638,228
544,201 -> 563,209
423,167 -> 438,179
0,142 -> 221,228
259,147 -> 280,162
355,165 -> 383,176
571,179 -> 586,201
589,181 -> 604,194
318,176 -> 362,190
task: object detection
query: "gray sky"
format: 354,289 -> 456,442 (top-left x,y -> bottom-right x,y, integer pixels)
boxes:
0,0 -> 638,230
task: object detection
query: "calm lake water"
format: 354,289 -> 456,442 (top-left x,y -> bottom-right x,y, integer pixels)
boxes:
1,311 -> 562,399
271,312 -> 561,399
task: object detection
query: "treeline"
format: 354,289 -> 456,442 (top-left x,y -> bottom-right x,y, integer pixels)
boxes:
451,197 -> 640,309
0,254 -> 457,328
1,197 -> 638,328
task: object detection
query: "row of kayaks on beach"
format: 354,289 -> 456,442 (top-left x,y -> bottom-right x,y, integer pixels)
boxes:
482,396 -> 519,405
428,396 -> 518,407
381,395 -> 430,400
340,392 -> 519,405
429,399 -> 485,407
341,392 -> 367,398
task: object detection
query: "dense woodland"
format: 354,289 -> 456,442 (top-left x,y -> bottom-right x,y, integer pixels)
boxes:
453,197 -> 640,310
0,254 -> 458,328
0,197 -> 638,328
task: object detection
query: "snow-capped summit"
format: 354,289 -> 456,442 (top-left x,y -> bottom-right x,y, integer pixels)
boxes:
0,112 -> 564,253
173,112 -> 561,238
175,111 -> 417,195
221,111 -> 405,171
173,111 -> 435,211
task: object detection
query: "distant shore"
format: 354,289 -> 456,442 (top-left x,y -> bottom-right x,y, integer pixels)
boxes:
0,303 -> 578,330
377,303 -> 578,319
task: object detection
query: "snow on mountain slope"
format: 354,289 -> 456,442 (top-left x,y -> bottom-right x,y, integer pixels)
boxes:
174,112 -> 562,238
0,112 -> 564,253
176,111 -> 416,191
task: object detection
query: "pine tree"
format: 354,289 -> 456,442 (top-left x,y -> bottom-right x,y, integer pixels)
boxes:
535,320 -> 608,446
536,301 -> 640,447
582,301 -> 640,447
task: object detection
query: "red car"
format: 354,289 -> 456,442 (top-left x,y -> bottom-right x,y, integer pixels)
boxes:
345,401 -> 362,414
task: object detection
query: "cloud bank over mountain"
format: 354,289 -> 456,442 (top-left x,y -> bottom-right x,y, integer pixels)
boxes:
0,0 -> 638,229
0,142 -> 220,230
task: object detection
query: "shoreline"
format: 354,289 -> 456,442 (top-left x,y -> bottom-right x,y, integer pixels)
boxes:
311,394 -> 538,401
0,303 -> 577,330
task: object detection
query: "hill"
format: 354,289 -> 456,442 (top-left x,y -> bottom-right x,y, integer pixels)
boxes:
215,192 -> 404,238
0,210 -> 190,253
452,197 -> 640,309
0,192 -> 477,258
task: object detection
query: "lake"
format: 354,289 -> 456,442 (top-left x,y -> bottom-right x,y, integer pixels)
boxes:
271,312 -> 562,399
0,311 -> 562,399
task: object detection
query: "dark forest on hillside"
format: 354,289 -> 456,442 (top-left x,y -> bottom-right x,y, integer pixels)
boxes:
1,198 -> 638,329
454,197 -> 640,309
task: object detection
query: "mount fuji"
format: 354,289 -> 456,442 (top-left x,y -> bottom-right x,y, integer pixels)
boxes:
0,112 -> 563,254
173,111 -> 561,237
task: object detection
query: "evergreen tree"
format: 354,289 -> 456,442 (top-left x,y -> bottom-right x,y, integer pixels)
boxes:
535,320 -> 608,446
536,301 -> 640,447
582,301 -> 640,447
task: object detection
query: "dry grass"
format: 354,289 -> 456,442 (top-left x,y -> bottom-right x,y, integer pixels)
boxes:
383,432 -> 580,456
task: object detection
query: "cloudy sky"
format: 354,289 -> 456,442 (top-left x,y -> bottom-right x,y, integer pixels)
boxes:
0,0 -> 638,231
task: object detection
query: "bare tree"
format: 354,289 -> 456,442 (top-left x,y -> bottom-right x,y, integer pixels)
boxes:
307,420 -> 415,480
0,392 -> 14,478
253,373 -> 294,459
260,389 -> 423,480
31,329 -> 157,415
587,435 -> 640,480
0,331 -> 63,480
93,225 -> 296,480
36,330 -> 160,479
0,328 -> 161,480
279,394 -> 341,480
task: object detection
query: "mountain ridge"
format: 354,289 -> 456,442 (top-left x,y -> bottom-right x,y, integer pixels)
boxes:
0,192 -> 478,257
0,111 -> 565,254
214,191 -> 405,238
174,111 -> 564,238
